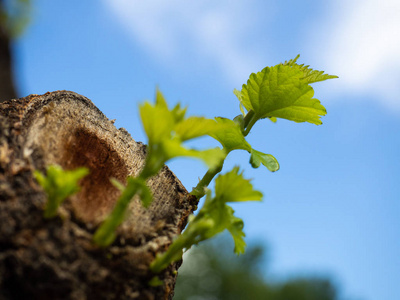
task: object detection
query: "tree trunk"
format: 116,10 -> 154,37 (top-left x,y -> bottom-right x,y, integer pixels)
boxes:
0,1 -> 18,103
0,91 -> 197,299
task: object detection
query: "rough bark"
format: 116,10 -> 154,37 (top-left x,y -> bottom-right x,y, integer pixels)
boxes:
0,91 -> 198,299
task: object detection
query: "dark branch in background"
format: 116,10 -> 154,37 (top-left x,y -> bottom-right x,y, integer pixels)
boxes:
0,2 -> 17,102
0,0 -> 31,103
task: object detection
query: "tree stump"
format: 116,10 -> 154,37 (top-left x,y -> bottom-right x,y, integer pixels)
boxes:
0,91 -> 197,299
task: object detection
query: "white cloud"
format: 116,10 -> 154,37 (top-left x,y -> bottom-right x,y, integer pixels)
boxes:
103,0 -> 400,112
102,0 -> 268,85
314,0 -> 400,111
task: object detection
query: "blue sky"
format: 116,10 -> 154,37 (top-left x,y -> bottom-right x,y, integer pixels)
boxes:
13,1 -> 399,299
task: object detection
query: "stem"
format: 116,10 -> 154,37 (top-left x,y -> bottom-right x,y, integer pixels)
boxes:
93,178 -> 140,247
150,218 -> 212,273
43,194 -> 61,219
243,114 -> 257,136
190,160 -> 224,199
150,236 -> 186,273
93,149 -> 161,247
243,110 -> 255,128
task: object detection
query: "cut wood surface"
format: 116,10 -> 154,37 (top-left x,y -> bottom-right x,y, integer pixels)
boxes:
0,91 -> 197,300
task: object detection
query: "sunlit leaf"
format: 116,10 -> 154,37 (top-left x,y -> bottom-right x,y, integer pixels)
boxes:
163,139 -> 225,169
150,167 -> 264,272
283,54 -> 339,84
174,116 -> 218,141
250,149 -> 280,172
139,101 -> 174,144
228,216 -> 246,254
215,167 -> 263,203
240,64 -> 327,125
233,88 -> 249,115
209,117 -> 251,152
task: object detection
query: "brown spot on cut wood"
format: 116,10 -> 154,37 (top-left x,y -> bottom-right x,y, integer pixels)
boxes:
63,128 -> 129,224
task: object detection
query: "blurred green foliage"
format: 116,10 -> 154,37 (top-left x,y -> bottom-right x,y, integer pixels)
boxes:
174,236 -> 339,300
0,0 -> 31,37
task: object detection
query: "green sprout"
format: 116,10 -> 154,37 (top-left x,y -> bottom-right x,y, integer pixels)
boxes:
150,167 -> 262,273
36,55 -> 337,274
34,165 -> 89,218
151,55 -> 337,271
93,90 -> 226,247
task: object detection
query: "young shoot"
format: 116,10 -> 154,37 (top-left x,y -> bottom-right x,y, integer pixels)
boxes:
36,55 -> 337,274
93,90 -> 226,246
150,167 -> 262,273
34,165 -> 89,218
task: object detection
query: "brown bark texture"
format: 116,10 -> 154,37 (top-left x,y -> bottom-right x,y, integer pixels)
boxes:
0,91 -> 198,299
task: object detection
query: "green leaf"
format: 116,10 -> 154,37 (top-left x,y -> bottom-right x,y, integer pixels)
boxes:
163,139 -> 225,169
155,88 -> 168,108
233,88 -> 248,115
215,167 -> 263,203
34,165 -> 89,218
140,90 -> 226,177
200,196 -> 247,254
236,56 -> 337,125
139,146 -> 168,179
150,168 -> 262,272
174,116 -> 218,141
228,216 -> 246,254
269,116 -> 277,123
283,54 -> 339,84
148,276 -> 164,287
233,114 -> 245,131
202,201 -> 233,238
250,149 -> 280,172
139,101 -> 174,144
171,102 -> 187,123
240,64 -> 327,125
209,117 -> 251,153
282,54 -> 301,66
